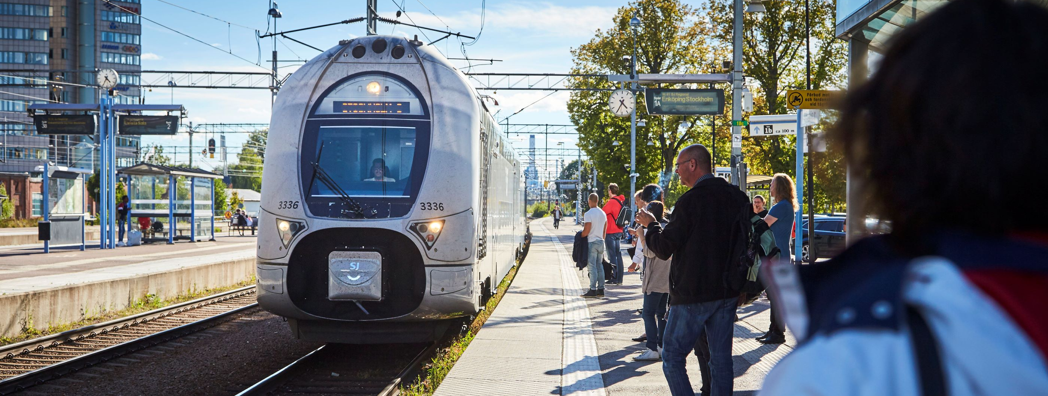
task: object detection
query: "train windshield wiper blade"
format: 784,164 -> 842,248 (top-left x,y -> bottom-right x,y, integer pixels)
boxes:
306,141 -> 369,218
310,162 -> 369,218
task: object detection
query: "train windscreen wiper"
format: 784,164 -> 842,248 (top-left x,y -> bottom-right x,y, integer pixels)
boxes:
306,142 -> 373,218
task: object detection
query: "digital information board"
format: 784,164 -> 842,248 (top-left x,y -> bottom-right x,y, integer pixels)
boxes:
645,89 -> 724,115
334,101 -> 411,114
119,115 -> 179,135
33,115 -> 96,135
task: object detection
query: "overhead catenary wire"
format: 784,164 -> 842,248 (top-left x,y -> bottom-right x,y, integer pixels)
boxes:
102,0 -> 268,71
0,72 -> 98,89
0,90 -> 59,103
153,0 -> 257,30
388,0 -> 444,57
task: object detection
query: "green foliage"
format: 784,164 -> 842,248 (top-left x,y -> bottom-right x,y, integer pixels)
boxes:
0,218 -> 37,228
0,183 -> 13,220
231,130 -> 266,191
141,144 -> 173,166
528,202 -> 549,218
229,190 -> 244,210
569,0 -> 729,193
213,180 -> 229,214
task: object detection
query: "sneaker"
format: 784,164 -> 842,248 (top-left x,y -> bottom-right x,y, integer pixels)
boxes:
634,349 -> 661,361
597,288 -> 605,297
582,290 -> 600,298
658,346 -> 663,355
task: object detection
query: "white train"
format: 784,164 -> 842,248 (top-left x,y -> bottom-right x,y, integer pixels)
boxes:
255,35 -> 528,344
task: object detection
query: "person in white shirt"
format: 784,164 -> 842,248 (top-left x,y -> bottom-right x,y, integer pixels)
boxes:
582,193 -> 607,298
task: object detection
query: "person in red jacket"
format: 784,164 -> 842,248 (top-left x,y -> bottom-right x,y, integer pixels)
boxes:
602,183 -> 627,285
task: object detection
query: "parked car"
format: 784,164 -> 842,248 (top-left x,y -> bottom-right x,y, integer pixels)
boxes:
788,215 -> 892,261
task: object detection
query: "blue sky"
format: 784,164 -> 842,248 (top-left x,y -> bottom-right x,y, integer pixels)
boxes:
138,0 -> 703,173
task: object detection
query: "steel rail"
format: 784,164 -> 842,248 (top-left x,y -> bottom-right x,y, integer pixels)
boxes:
0,286 -> 258,395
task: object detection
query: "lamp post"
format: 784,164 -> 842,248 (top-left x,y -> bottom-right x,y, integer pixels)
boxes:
628,14 -> 640,214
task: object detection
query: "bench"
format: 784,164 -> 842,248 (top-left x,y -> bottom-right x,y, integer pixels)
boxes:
228,216 -> 258,236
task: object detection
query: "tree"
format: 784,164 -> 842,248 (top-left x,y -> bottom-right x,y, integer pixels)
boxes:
568,0 -> 728,194
213,180 -> 229,215
229,190 -> 244,211
141,144 -> 173,166
707,0 -> 848,211
0,183 -> 13,219
230,130 -> 266,191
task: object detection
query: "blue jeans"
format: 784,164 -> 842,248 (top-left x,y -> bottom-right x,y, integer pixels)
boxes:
604,232 -> 623,283
118,219 -> 126,242
662,298 -> 737,396
587,240 -> 605,290
642,292 -> 669,351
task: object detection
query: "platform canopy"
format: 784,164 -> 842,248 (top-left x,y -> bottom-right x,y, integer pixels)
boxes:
117,162 -> 222,179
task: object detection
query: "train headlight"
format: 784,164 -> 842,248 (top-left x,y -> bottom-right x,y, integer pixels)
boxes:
411,220 -> 445,250
366,81 -> 381,94
276,219 -> 306,248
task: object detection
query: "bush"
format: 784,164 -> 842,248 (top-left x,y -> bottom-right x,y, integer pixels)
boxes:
0,218 -> 39,228
527,202 -> 548,218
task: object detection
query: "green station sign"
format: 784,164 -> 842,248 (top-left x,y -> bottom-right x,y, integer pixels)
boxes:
118,115 -> 179,135
33,115 -> 96,135
644,89 -> 724,116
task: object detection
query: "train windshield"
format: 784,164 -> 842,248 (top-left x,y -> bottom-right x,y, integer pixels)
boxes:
307,126 -> 416,198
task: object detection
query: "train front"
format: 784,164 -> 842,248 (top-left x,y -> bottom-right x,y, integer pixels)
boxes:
254,36 -> 481,344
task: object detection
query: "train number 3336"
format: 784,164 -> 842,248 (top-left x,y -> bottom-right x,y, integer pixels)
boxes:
277,200 -> 300,209
419,202 -> 444,211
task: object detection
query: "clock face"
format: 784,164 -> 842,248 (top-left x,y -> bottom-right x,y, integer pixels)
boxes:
608,89 -> 635,117
97,69 -> 119,90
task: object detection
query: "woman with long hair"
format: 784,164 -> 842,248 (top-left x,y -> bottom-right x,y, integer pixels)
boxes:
758,173 -> 797,344
632,200 -> 671,361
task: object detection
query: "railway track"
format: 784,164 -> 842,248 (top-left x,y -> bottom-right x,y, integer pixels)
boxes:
0,286 -> 258,395
238,340 -> 441,396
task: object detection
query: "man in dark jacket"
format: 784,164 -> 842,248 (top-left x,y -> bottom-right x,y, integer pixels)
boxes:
638,144 -> 749,396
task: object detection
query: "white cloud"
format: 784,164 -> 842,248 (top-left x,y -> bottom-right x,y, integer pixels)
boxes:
211,43 -> 222,47
380,2 -> 617,40
491,91 -> 572,116
141,53 -> 162,60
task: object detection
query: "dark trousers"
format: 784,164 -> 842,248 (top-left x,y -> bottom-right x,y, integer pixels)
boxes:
694,327 -> 712,396
766,289 -> 784,336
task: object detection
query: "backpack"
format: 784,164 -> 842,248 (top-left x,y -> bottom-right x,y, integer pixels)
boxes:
725,201 -> 780,295
612,196 -> 632,229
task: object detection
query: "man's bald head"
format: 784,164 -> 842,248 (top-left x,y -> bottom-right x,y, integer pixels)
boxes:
588,193 -> 599,208
680,144 -> 712,173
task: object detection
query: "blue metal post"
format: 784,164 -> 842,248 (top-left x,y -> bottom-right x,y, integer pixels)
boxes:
98,96 -> 107,249
209,179 -> 215,241
794,109 -> 805,264
190,177 -> 196,242
43,162 -> 49,253
168,174 -> 175,244
80,173 -> 86,251
108,99 -> 116,249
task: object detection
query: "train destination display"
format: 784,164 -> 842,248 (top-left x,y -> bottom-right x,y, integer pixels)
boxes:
335,101 -> 411,114
33,115 -> 96,135
119,115 -> 180,135
644,89 -> 724,115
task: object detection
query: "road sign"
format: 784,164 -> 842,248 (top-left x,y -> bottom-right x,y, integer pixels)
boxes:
644,89 -> 724,115
785,90 -> 841,109
731,134 -> 742,148
118,115 -> 179,135
731,120 -> 748,126
749,114 -> 797,136
33,115 -> 96,135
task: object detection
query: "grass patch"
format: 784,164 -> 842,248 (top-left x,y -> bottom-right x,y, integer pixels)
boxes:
400,260 -> 524,395
0,278 -> 256,347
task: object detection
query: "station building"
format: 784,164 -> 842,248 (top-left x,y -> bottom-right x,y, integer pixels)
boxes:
0,0 -> 142,219
837,0 -> 946,241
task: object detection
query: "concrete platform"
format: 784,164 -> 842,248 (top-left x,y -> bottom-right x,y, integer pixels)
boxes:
0,226 -> 101,247
0,235 -> 256,338
435,217 -> 795,396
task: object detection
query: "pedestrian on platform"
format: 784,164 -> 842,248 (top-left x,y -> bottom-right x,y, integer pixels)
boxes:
117,195 -> 130,244
602,184 -> 627,285
553,202 -> 562,229
760,0 -> 1048,394
752,195 -> 768,218
757,174 -> 798,345
634,200 -> 671,362
582,193 -> 607,298
638,144 -> 749,396
629,190 -> 652,343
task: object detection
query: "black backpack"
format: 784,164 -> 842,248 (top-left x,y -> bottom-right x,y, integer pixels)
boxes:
725,201 -> 780,295
612,196 -> 632,229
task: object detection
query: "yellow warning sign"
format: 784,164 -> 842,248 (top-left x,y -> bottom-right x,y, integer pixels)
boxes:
786,90 -> 841,109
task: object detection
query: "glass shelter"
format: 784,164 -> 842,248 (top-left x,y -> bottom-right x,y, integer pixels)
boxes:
118,163 -> 221,244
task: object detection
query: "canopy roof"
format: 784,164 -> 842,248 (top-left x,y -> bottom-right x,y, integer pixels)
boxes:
118,162 -> 222,179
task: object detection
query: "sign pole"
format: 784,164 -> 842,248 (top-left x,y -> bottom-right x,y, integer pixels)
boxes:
168,174 -> 175,245
190,177 -> 196,243
108,96 -> 117,249
99,96 -> 108,249
210,179 -> 216,241
794,108 -> 804,264
43,162 -> 49,254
